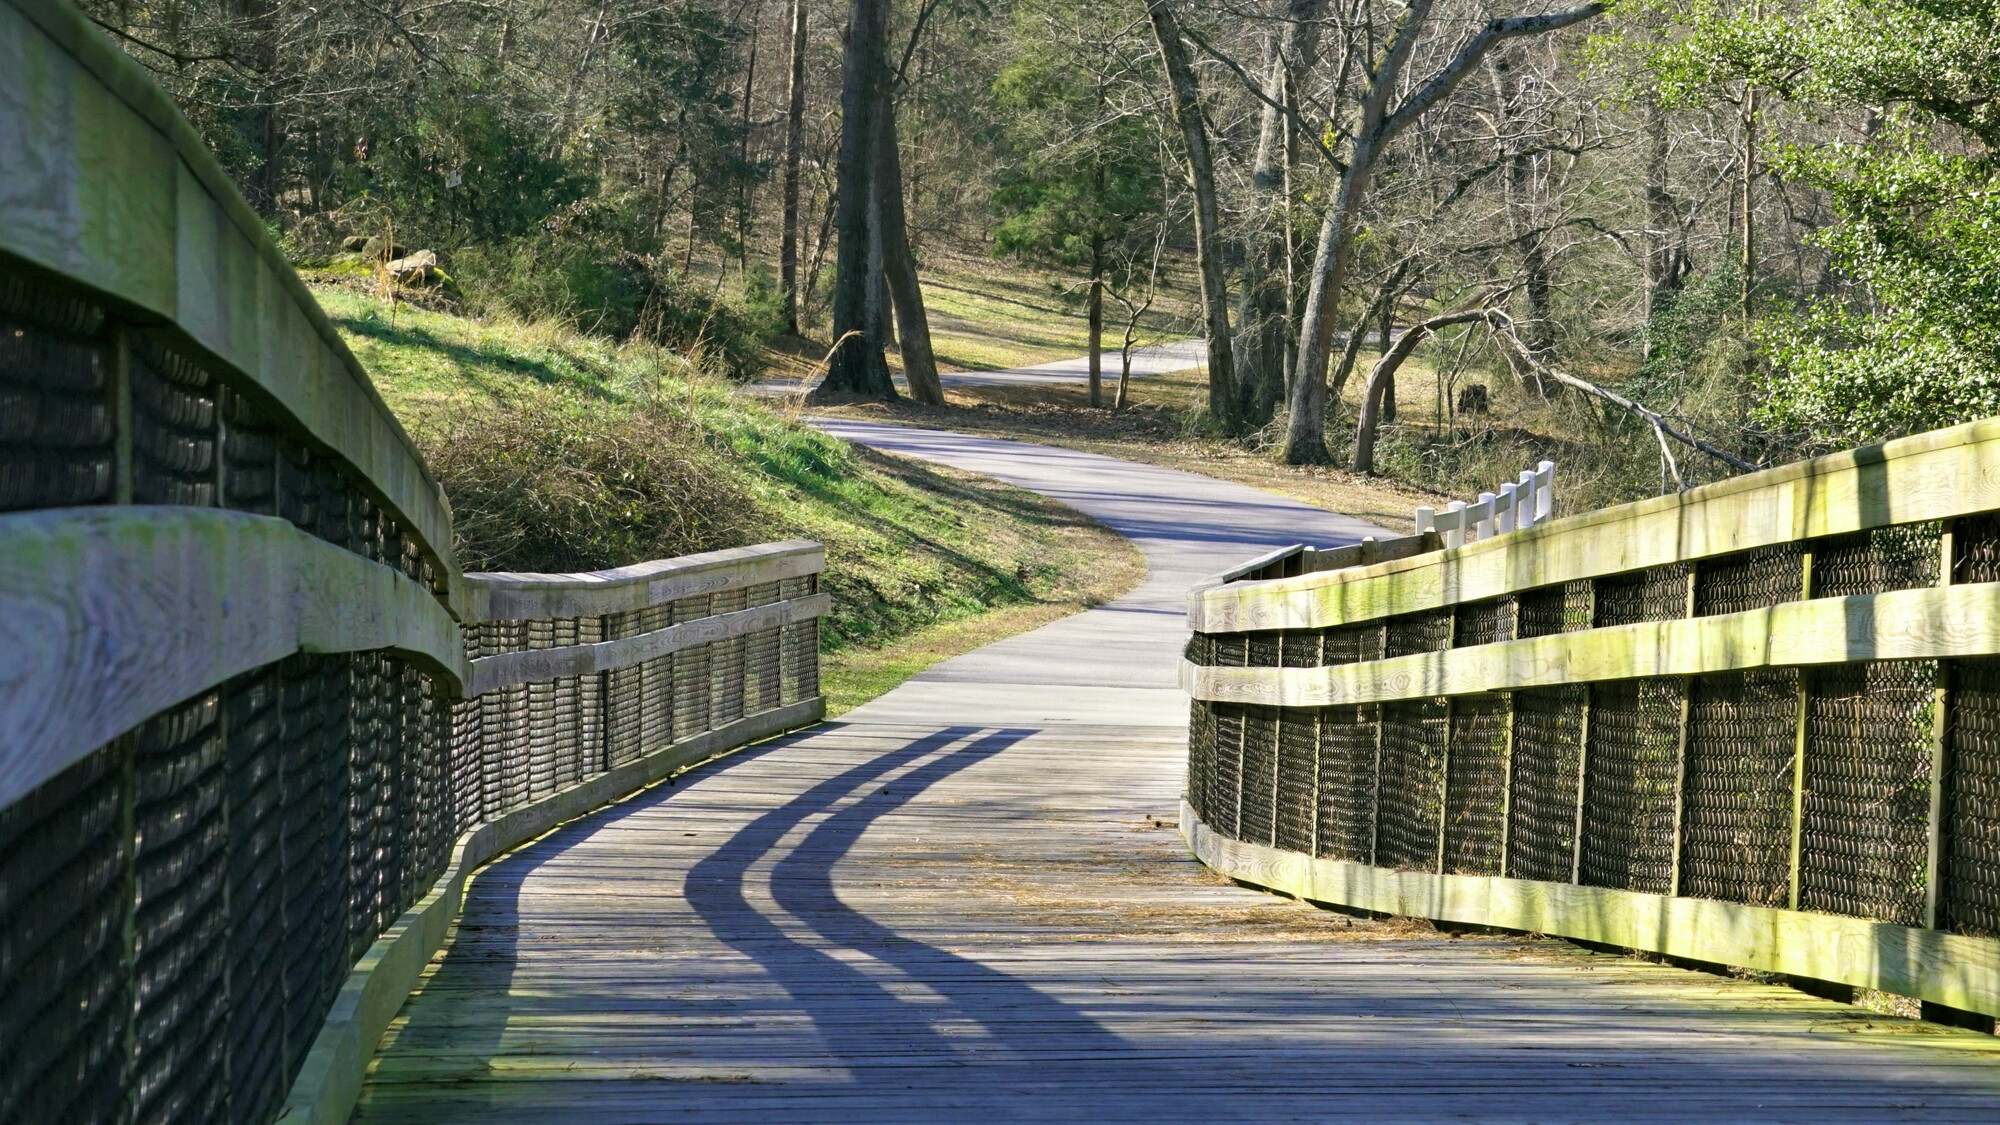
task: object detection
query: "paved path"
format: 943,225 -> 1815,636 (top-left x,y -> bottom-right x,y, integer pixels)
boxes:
357,424 -> 2000,1122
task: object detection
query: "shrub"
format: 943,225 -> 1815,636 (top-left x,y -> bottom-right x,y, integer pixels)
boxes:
412,389 -> 762,572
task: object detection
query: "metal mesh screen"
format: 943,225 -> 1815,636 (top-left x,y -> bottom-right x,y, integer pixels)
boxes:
1322,624 -> 1385,666
1680,670 -> 1799,906
1445,694 -> 1508,875
1507,686 -> 1585,882
1515,580 -> 1592,639
1451,600 -> 1514,648
0,739 -> 129,1122
1946,658 -> 2000,937
1385,611 -> 1452,659
1208,704 -> 1244,839
1279,630 -> 1321,667
1187,700 -> 1217,822
1812,524 -> 1941,597
1694,545 -> 1803,617
1213,632 -> 1248,667
130,343 -> 218,508
1315,705 -> 1378,862
0,301 -> 113,513
1579,679 -> 1684,894
1799,661 -> 1934,925
1376,698 -> 1446,870
1593,564 -> 1690,627
674,595 -> 714,737
710,588 -> 748,726
1239,707 -> 1279,847
1955,515 -> 2000,585
1276,710 -> 1317,854
1246,631 -> 1283,668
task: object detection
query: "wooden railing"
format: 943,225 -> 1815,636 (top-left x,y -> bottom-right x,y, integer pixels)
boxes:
1181,417 -> 2000,1023
0,1 -> 828,1120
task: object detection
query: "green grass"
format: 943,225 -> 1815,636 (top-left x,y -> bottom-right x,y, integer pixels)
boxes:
315,285 -> 1142,693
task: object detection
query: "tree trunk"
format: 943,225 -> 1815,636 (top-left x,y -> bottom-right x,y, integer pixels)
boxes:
1353,310 -> 1488,473
1146,0 -> 1236,431
816,0 -> 897,399
876,98 -> 944,404
1088,238 -> 1104,408
1283,132 -> 1380,463
1237,0 -> 1325,427
1642,96 -> 1677,353
780,0 -> 808,334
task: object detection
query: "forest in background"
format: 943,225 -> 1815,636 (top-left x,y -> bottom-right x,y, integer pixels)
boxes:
80,0 -> 2000,509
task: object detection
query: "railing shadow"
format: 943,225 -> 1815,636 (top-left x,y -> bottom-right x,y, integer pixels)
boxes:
685,725 -> 1136,1070
365,724 -> 1138,1108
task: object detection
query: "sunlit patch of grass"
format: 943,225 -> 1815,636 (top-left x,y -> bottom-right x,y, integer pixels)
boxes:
315,283 -> 1143,712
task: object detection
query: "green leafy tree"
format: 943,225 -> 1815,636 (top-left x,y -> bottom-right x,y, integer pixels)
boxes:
989,0 -> 1163,406
1653,0 -> 2000,444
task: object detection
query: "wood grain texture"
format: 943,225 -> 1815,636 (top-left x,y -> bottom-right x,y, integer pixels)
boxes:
468,592 -> 830,695
0,0 -> 456,574
0,506 -> 467,809
282,698 -> 824,1125
459,540 -> 824,622
1187,582 -> 2000,706
1191,415 -> 2000,633
1184,800 -> 2000,1018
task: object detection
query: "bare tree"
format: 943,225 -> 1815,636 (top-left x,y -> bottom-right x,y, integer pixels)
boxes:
780,0 -> 809,335
1281,0 -> 1606,464
817,0 -> 898,398
1146,0 -> 1238,431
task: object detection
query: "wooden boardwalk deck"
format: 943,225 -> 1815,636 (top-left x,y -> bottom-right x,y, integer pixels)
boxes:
356,425 -> 2000,1122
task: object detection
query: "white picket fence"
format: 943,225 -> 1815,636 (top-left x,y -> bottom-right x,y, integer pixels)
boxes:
1413,460 -> 1555,549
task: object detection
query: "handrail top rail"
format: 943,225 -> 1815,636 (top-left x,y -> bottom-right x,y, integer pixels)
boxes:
1189,413 -> 2000,632
4,0 -> 455,576
461,539 -> 825,621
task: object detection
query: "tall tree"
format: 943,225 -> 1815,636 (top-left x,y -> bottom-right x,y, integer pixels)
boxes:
817,0 -> 899,398
1281,0 -> 1606,464
780,0 -> 809,334
1147,0 -> 1238,431
1236,0 -> 1327,426
992,0 -> 1162,407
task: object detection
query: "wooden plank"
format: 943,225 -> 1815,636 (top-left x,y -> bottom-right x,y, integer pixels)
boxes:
1183,799 -> 2000,1019
282,697 -> 824,1125
468,592 -> 831,695
460,540 -> 825,621
1190,415 -> 2000,633
1,0 -> 458,575
1186,581 -> 2000,707
0,506 -> 467,809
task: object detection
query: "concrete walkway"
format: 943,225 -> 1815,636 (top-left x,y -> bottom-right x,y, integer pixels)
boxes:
356,425 -> 2000,1123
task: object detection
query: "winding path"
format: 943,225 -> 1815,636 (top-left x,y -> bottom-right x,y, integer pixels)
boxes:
356,424 -> 2000,1122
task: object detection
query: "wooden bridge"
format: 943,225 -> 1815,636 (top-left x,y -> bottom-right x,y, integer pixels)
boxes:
6,1 -> 2000,1120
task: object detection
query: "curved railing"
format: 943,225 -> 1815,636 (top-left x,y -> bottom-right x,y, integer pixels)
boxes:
1182,417 -> 2000,1023
0,3 -> 827,1121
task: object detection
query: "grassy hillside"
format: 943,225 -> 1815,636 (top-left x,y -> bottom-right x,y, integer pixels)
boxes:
315,287 -> 1143,713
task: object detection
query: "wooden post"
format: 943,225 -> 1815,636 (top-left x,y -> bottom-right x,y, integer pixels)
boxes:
113,328 -> 133,505
1668,678 -> 1693,898
1498,692 -> 1516,877
1437,698 -> 1452,875
1788,546 -> 1814,911
1927,520 -> 1955,929
1788,676 -> 1809,911
1369,704 -> 1385,867
1572,686 -> 1591,885
1668,569 -> 1697,896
